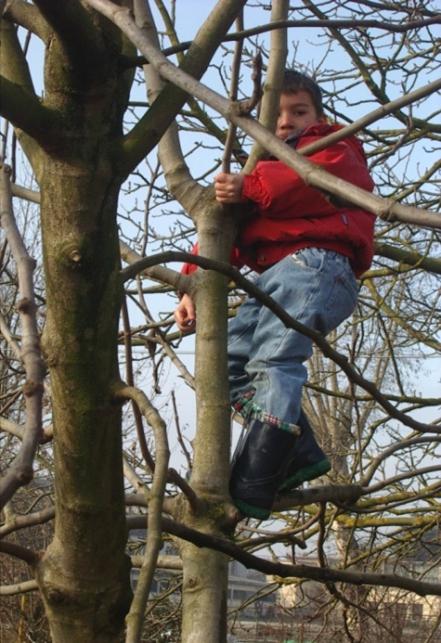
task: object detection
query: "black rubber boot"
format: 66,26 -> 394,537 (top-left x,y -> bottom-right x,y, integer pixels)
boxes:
229,418 -> 298,520
278,410 -> 330,493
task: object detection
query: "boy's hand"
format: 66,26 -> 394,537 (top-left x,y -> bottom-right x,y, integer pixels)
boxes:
174,294 -> 196,333
214,172 -> 245,204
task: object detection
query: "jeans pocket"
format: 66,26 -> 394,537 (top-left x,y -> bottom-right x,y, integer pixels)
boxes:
337,269 -> 359,307
290,248 -> 326,272
325,269 -> 358,331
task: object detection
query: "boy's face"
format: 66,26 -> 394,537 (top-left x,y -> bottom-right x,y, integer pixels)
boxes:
276,90 -> 322,140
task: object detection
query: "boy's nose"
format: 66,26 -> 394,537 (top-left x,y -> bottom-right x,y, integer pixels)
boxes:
277,112 -> 293,129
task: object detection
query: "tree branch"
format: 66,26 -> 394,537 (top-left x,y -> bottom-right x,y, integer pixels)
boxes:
0,505 -> 54,538
3,0 -> 50,41
0,16 -> 57,159
1,14 -> 35,94
223,16 -> 441,40
0,579 -> 38,595
119,239 -> 192,295
297,76 -> 441,158
134,0 -> 205,217
0,539 -> 38,565
275,484 -> 363,512
119,16 -> 441,68
0,165 -> 45,510
116,382 -> 170,643
30,0 -> 105,71
126,514 -> 441,598
0,76 -> 58,153
244,0 -> 288,172
85,0 -> 247,177
221,10 -> 246,174
374,242 -> 441,276
116,382 -> 200,514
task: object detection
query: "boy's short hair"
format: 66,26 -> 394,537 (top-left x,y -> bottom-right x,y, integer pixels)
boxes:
282,70 -> 324,116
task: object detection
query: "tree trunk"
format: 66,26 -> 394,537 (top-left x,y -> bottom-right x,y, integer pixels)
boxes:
180,205 -> 237,643
27,20 -> 134,637
34,154 -> 131,642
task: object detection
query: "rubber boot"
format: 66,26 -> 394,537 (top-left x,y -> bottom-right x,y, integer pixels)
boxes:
229,418 -> 298,520
278,410 -> 330,493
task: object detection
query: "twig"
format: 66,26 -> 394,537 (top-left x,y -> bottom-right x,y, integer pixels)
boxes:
239,51 -> 263,115
171,390 -> 192,470
0,579 -> 38,596
221,12 -> 244,174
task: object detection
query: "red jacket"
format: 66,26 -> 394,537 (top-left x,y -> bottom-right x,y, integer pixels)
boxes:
183,122 -> 375,278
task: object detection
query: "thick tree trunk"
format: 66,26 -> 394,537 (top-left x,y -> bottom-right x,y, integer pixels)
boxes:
181,541 -> 229,643
34,157 -> 131,642
13,12 -> 137,639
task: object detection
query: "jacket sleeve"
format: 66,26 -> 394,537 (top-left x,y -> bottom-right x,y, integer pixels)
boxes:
181,243 -> 200,276
241,138 -> 374,218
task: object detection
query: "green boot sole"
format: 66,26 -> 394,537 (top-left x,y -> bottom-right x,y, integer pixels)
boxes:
279,458 -> 331,492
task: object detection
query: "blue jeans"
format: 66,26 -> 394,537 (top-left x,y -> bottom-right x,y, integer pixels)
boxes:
228,249 -> 358,432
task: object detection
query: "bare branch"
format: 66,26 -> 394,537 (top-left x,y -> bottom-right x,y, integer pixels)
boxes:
126,514 -> 441,598
298,76 -> 441,158
10,182 -> 40,204
0,165 -> 45,509
0,505 -> 54,538
3,0 -> 50,41
276,484 -> 363,511
244,0 -> 288,171
0,539 -> 38,565
374,242 -> 441,276
223,16 -> 441,40
0,20 -> 56,154
119,240 -> 191,295
113,382 -> 170,643
221,11 -> 245,174
0,579 -> 38,595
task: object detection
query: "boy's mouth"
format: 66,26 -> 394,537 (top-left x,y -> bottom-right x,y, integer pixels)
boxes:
277,127 -> 302,140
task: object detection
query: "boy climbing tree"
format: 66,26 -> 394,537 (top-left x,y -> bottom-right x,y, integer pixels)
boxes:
175,70 -> 375,519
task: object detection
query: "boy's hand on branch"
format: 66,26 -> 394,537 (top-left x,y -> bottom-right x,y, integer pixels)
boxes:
174,294 -> 196,333
214,172 -> 246,204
